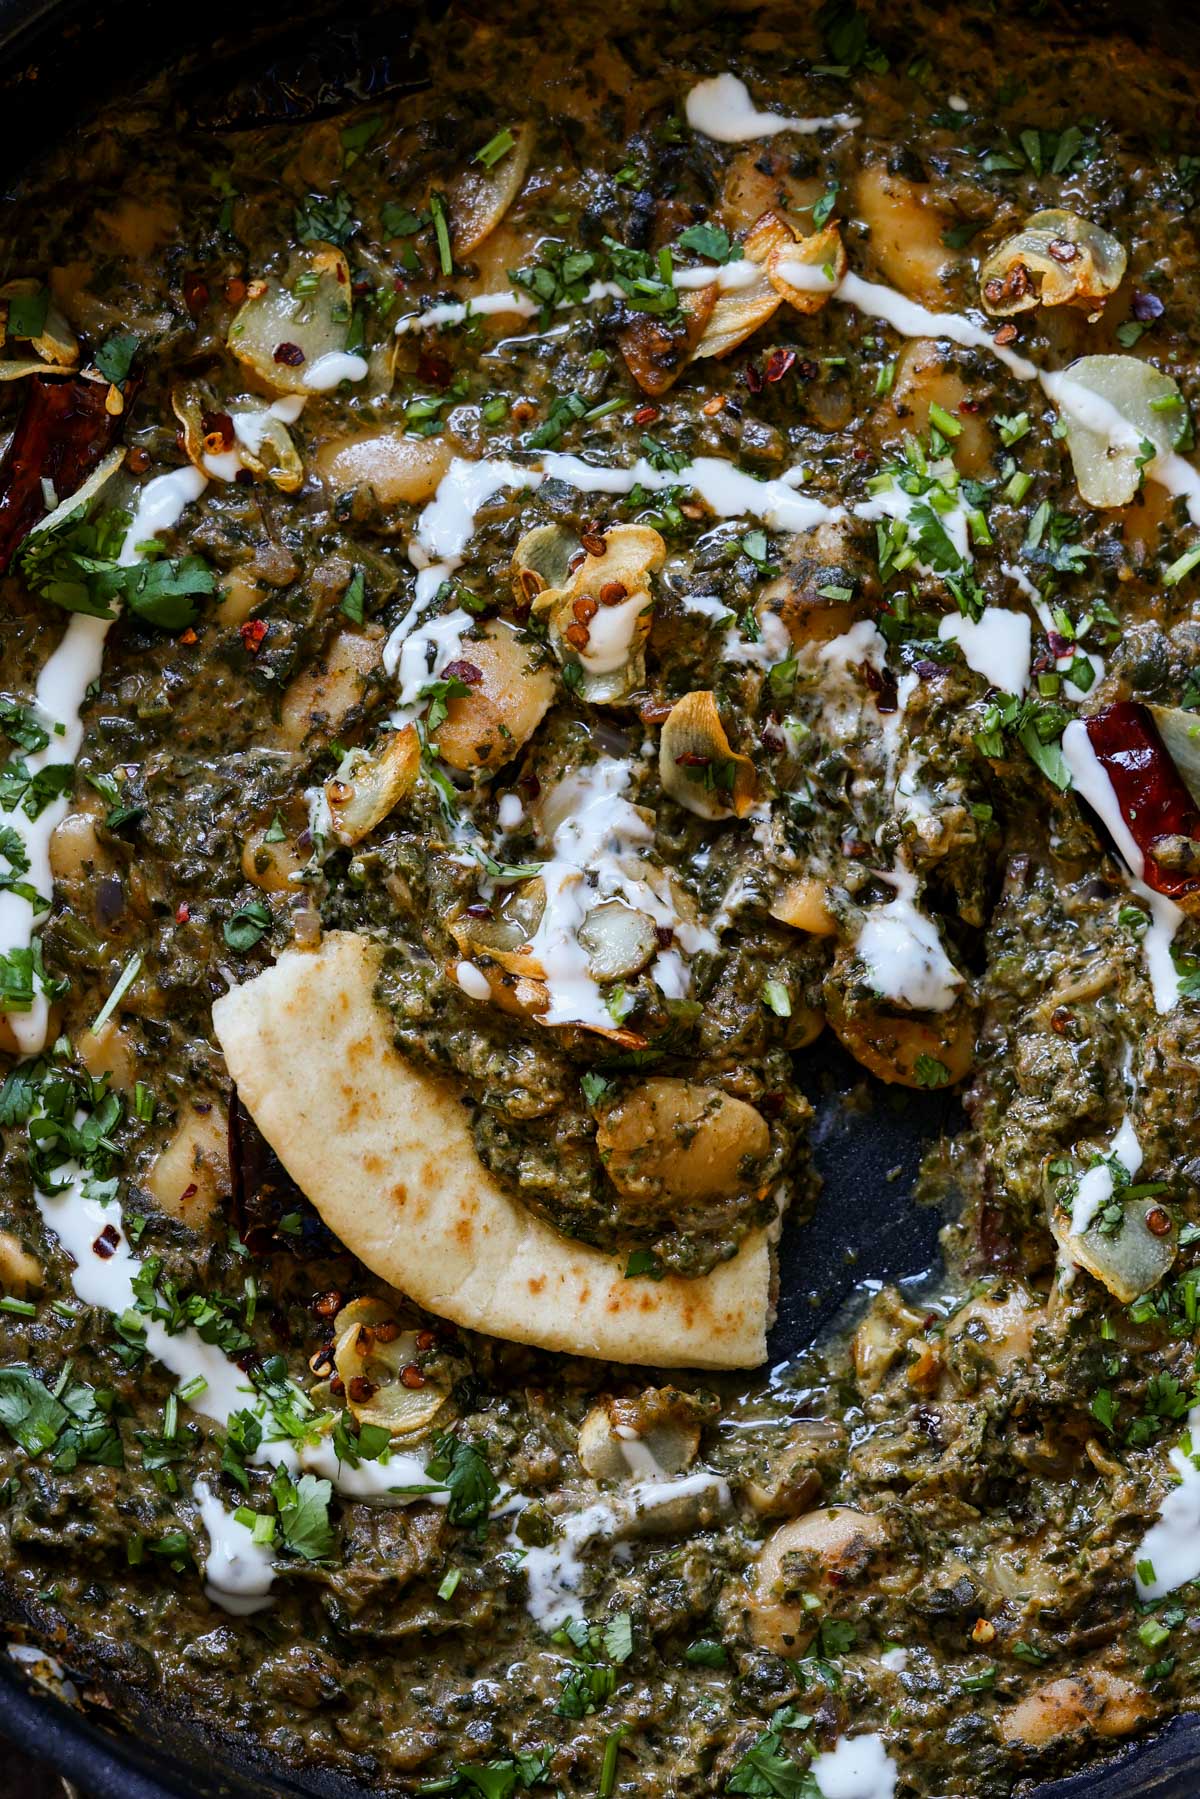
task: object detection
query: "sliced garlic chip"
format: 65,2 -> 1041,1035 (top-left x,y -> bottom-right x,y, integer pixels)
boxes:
324,726 -> 420,847
767,224 -> 847,316
332,1297 -> 450,1439
979,209 -> 1125,317
658,690 -> 757,820
228,244 -> 359,395
692,210 -> 796,361
1055,354 -> 1180,509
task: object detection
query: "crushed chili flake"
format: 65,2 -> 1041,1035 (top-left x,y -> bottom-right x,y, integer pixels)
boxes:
93,1223 -> 120,1259
175,901 -> 190,924
240,619 -> 268,653
273,341 -> 305,367
632,404 -> 660,425
182,272 -> 209,316
765,347 -> 796,383
441,658 -> 483,684
179,628 -> 198,645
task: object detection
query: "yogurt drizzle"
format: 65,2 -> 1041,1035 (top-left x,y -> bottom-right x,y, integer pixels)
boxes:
0,465 -> 207,1055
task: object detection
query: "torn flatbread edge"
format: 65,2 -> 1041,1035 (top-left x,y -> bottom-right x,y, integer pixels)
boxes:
212,931 -> 775,1369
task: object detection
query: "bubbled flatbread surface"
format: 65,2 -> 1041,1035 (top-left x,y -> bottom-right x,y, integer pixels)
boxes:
212,931 -> 773,1368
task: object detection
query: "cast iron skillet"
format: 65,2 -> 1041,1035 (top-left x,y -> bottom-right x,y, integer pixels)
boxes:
0,1 -> 1198,1791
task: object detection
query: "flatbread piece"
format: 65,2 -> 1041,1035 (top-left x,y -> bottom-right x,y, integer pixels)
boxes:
212,931 -> 773,1367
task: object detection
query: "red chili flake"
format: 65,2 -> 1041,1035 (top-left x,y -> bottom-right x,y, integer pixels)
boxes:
179,628 -> 198,646
765,347 -> 796,383
201,410 -> 235,452
417,346 -> 454,390
182,272 -> 209,317
273,342 -> 305,366
675,750 -> 711,767
93,1223 -> 120,1259
959,396 -> 982,414
1046,630 -> 1072,658
465,902 -> 493,918
180,1183 -> 198,1202
760,722 -> 785,753
742,361 -> 764,394
1085,702 -> 1200,899
240,619 -> 268,654
1050,1006 -> 1074,1035
633,404 -> 660,426
351,278 -> 371,298
175,901 -> 190,924
442,658 -> 483,685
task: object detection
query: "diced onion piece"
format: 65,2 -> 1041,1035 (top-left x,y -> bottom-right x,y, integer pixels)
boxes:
1052,1200 -> 1175,1304
1057,353 -> 1180,509
577,899 -> 659,982
658,689 -> 757,820
449,123 -> 533,256
228,244 -> 355,395
511,521 -> 580,608
324,726 -> 420,846
596,1077 -> 770,1207
766,224 -> 847,316
979,209 -> 1126,317
332,1298 -> 450,1439
692,210 -> 794,361
432,620 -> 555,771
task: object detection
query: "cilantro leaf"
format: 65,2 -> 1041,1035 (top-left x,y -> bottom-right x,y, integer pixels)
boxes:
223,900 -> 271,952
272,1468 -> 335,1561
426,1430 -> 499,1527
95,333 -> 139,386
295,190 -> 357,247
676,223 -> 742,264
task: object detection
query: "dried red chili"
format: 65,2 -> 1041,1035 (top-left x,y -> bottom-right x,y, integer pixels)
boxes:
1085,702 -> 1200,900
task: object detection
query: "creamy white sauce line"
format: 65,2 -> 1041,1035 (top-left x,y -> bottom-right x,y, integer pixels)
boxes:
1135,1410 -> 1200,1600
1,466 -> 207,1055
510,1469 -> 731,1629
194,1480 -> 276,1616
31,1155 -> 446,1524
1061,720 -> 1183,1012
684,72 -> 860,141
